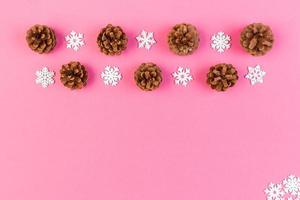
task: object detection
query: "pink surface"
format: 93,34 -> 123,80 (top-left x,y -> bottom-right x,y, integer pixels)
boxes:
1,0 -> 300,199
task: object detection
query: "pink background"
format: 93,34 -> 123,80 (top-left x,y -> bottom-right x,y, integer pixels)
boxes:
1,0 -> 300,199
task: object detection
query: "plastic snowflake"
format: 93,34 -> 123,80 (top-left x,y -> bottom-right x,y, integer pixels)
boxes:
136,30 -> 156,50
265,183 -> 285,200
35,67 -> 55,88
172,67 -> 193,87
65,31 -> 85,51
245,65 -> 266,85
211,32 -> 231,53
283,175 -> 300,196
101,66 -> 122,86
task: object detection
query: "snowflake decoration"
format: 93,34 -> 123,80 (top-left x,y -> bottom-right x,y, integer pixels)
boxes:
65,31 -> 85,51
211,32 -> 231,53
283,175 -> 300,196
35,67 -> 55,88
265,183 -> 285,200
172,67 -> 193,87
287,197 -> 300,200
245,65 -> 266,85
101,66 -> 122,86
136,30 -> 156,50
265,174 -> 300,200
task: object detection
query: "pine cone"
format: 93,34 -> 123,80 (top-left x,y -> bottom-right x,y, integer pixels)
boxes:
168,23 -> 199,55
26,24 -> 56,54
134,63 -> 162,91
207,63 -> 238,92
60,61 -> 88,90
97,24 -> 128,56
240,23 -> 274,56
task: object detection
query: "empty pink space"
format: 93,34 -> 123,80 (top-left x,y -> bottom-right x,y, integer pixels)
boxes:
0,0 -> 299,199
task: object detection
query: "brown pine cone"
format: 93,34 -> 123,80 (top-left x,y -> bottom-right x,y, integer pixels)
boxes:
97,24 -> 128,56
26,24 -> 56,54
168,23 -> 199,55
240,23 -> 274,56
207,63 -> 238,92
134,63 -> 162,91
60,61 -> 88,90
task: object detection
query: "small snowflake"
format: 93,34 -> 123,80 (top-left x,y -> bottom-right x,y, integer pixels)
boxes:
287,197 -> 300,200
172,67 -> 193,87
35,67 -> 55,88
211,32 -> 231,53
65,31 -> 85,51
245,65 -> 266,85
283,175 -> 300,196
136,30 -> 156,50
101,66 -> 122,86
265,183 -> 285,200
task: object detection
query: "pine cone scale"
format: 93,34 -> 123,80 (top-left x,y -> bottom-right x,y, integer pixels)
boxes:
207,63 -> 239,92
26,24 -> 56,54
97,24 -> 128,56
168,23 -> 199,56
60,61 -> 88,90
134,63 -> 162,91
240,23 -> 274,56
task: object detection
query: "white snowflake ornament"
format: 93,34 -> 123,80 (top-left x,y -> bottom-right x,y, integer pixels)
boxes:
35,67 -> 55,88
211,32 -> 231,53
245,65 -> 266,85
101,66 -> 122,86
287,197 -> 300,200
265,183 -> 285,200
65,31 -> 85,51
136,30 -> 156,50
283,175 -> 300,196
172,67 -> 193,87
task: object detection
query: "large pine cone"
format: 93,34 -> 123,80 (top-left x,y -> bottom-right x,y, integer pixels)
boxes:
26,24 -> 56,54
240,23 -> 274,56
168,23 -> 199,55
60,61 -> 88,90
207,63 -> 238,92
97,24 -> 128,56
134,63 -> 162,91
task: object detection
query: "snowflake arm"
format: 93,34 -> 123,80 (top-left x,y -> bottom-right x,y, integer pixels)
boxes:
35,67 -> 55,88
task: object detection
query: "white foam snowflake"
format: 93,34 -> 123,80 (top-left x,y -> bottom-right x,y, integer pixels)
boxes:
211,32 -> 231,53
35,67 -> 55,88
172,67 -> 193,87
101,66 -> 122,86
65,31 -> 85,51
287,197 -> 300,200
265,183 -> 285,200
136,30 -> 156,50
283,175 -> 300,196
245,65 -> 266,85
